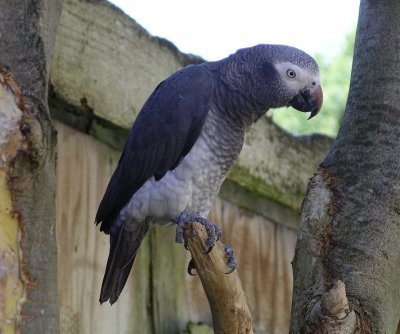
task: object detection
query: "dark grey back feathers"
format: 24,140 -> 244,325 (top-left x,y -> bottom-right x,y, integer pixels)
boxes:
96,65 -> 213,233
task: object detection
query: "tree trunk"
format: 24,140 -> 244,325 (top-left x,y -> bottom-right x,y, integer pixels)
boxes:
0,1 -> 63,333
290,1 -> 400,333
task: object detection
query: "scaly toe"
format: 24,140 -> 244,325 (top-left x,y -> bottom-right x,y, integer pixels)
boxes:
175,213 -> 222,252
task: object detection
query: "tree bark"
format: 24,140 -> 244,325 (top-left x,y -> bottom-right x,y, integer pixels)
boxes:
184,222 -> 254,334
290,1 -> 400,333
0,1 -> 63,333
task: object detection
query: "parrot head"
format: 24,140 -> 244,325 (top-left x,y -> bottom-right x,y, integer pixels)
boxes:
227,44 -> 323,120
273,60 -> 323,119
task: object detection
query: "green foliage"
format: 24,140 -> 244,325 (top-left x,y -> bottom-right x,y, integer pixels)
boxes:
271,31 -> 356,137
181,323 -> 213,334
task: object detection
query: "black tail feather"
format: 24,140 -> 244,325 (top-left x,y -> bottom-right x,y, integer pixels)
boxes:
99,223 -> 149,304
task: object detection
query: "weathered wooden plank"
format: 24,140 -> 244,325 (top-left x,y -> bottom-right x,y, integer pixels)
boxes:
56,121 -> 153,334
234,120 -> 333,212
149,227 -> 187,334
51,0 -> 202,129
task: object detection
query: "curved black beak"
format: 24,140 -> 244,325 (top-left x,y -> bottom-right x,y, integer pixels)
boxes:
289,85 -> 323,119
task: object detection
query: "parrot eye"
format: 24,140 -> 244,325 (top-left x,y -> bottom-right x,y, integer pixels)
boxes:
286,69 -> 296,78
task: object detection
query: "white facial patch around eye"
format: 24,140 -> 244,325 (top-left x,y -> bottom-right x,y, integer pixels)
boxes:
274,61 -> 319,91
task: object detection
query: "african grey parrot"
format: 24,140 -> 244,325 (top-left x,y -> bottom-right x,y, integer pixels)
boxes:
96,44 -> 323,304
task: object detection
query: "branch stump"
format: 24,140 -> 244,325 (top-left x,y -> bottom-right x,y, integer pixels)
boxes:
183,221 -> 253,334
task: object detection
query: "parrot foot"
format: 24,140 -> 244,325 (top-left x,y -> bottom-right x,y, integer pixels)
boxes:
175,213 -> 222,252
185,245 -> 237,276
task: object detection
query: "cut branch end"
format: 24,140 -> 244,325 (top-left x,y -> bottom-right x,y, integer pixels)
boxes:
307,280 -> 359,333
321,280 -> 350,319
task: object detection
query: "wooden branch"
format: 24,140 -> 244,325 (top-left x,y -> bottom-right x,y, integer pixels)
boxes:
183,221 -> 254,334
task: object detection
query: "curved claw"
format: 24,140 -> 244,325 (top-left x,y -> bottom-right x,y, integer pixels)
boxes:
224,266 -> 236,275
204,245 -> 214,254
223,244 -> 237,274
187,259 -> 197,276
